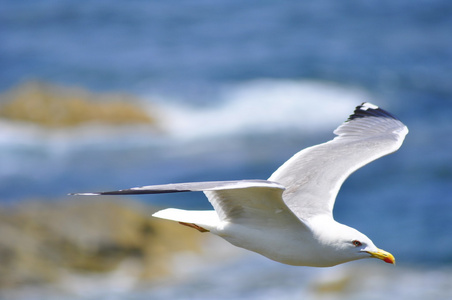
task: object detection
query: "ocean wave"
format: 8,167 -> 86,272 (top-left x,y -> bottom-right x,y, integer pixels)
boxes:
152,79 -> 372,140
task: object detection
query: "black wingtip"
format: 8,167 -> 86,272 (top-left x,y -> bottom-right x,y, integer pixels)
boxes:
347,102 -> 398,122
69,188 -> 195,196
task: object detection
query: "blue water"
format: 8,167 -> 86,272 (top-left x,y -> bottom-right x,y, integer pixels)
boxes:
1,0 -> 452,299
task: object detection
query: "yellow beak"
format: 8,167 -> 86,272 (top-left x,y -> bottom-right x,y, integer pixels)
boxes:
366,248 -> 396,265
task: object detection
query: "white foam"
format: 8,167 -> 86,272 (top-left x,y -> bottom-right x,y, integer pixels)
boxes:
153,79 -> 371,140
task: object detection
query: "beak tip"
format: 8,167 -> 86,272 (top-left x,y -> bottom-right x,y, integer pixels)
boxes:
384,257 -> 396,265
367,249 -> 396,265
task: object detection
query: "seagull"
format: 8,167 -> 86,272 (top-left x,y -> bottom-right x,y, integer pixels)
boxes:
72,102 -> 407,267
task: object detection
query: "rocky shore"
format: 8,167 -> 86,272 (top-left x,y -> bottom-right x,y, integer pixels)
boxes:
0,81 -> 156,128
0,198 -> 204,289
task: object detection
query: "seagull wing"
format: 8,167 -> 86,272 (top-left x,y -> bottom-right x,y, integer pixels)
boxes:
74,180 -> 307,229
201,181 -> 305,228
268,102 -> 408,220
73,180 -> 282,196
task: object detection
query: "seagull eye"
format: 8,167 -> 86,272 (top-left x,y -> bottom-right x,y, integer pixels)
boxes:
352,240 -> 362,247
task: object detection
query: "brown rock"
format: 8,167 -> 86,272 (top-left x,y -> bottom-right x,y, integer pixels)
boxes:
0,199 -> 203,288
0,81 -> 156,127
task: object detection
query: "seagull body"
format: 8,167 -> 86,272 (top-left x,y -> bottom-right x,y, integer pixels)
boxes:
73,103 -> 407,267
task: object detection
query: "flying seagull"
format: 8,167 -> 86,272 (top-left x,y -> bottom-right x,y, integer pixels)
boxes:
72,102 -> 408,267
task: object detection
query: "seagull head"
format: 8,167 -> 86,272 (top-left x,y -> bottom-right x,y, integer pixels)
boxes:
310,218 -> 396,266
333,225 -> 396,265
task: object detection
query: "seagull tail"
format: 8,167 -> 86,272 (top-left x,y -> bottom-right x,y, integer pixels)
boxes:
152,208 -> 219,233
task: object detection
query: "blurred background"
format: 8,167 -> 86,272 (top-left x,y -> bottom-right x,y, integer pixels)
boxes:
1,1 -> 451,299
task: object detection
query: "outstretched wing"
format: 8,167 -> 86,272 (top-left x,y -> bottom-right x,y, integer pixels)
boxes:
71,180 -> 283,196
268,102 -> 408,220
72,180 -> 306,229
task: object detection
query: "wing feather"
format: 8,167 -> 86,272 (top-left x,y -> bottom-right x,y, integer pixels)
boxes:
72,180 -> 305,229
268,102 -> 408,220
71,180 -> 283,195
204,186 -> 303,228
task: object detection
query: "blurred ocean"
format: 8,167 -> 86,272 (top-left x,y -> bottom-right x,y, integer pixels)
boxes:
1,0 -> 452,299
